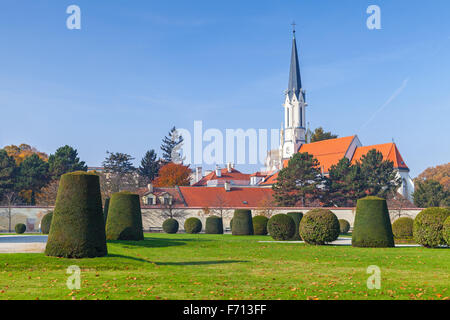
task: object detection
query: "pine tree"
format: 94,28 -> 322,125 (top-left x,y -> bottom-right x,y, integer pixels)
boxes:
413,180 -> 450,208
0,150 -> 17,202
102,151 -> 136,193
310,127 -> 338,143
16,154 -> 50,204
48,145 -> 87,180
160,126 -> 184,163
138,149 -> 160,184
272,152 -> 324,207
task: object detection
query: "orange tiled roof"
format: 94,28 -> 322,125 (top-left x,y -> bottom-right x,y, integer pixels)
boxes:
351,143 -> 409,170
178,186 -> 273,208
193,168 -> 251,186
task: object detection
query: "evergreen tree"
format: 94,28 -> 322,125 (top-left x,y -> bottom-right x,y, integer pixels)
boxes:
48,145 -> 87,180
272,152 -> 324,206
102,151 -> 136,193
0,150 -> 17,202
310,127 -> 338,143
16,154 -> 50,204
138,149 -> 160,184
413,180 -> 450,208
160,126 -> 184,163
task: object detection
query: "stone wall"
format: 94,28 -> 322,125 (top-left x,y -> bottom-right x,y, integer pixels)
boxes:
0,206 -> 422,232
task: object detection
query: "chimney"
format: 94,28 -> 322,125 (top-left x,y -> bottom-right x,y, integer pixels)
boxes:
215,166 -> 222,177
224,182 -> 231,192
227,162 -> 232,173
195,167 -> 202,182
147,183 -> 153,193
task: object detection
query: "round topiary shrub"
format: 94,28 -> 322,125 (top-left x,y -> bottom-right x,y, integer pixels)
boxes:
45,171 -> 108,258
352,196 -> 394,248
232,209 -> 253,235
41,211 -> 53,234
15,223 -> 26,234
162,218 -> 179,234
184,217 -> 202,234
443,216 -> 450,246
103,198 -> 110,224
413,207 -> 450,248
339,219 -> 350,234
300,209 -> 340,245
205,215 -> 223,234
392,217 -> 414,239
252,215 -> 269,235
105,191 -> 144,241
287,212 -> 303,240
268,214 -> 295,240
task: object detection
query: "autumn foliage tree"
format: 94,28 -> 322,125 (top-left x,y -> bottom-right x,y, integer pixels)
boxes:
415,163 -> 449,192
153,163 -> 191,187
4,144 -> 48,165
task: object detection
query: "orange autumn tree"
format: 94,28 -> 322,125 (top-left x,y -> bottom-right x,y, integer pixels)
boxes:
153,163 -> 191,187
4,144 -> 48,165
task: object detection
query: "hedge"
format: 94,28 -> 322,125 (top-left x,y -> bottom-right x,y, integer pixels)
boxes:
443,216 -> 450,246
184,217 -> 202,234
413,207 -> 450,248
15,223 -> 26,234
162,218 -> 179,234
231,209 -> 253,235
252,215 -> 269,235
338,219 -> 350,234
352,196 -> 394,248
392,217 -> 414,239
103,198 -> 110,225
299,209 -> 340,245
287,212 -> 303,240
205,216 -> 223,234
105,191 -> 144,241
268,214 -> 295,240
45,171 -> 108,258
41,211 -> 53,234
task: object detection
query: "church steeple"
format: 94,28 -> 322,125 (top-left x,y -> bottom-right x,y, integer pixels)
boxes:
287,26 -> 302,100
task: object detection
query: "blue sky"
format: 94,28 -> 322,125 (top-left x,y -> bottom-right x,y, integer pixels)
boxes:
0,0 -> 449,177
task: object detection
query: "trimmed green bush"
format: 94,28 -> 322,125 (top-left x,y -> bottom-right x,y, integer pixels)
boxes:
41,211 -> 53,234
45,171 -> 108,258
268,214 -> 295,240
184,217 -> 202,234
392,217 -> 414,239
352,196 -> 394,248
205,215 -> 223,234
443,216 -> 450,246
252,215 -> 269,235
15,223 -> 26,234
413,207 -> 450,248
232,209 -> 253,235
287,212 -> 303,240
230,218 -> 233,231
339,219 -> 350,234
300,209 -> 340,245
105,191 -> 144,241
103,198 -> 110,224
162,218 -> 179,234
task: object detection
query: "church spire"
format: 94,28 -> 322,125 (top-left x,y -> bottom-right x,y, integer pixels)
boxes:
287,23 -> 302,100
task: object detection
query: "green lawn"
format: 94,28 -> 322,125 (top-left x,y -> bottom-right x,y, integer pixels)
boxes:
0,233 -> 449,300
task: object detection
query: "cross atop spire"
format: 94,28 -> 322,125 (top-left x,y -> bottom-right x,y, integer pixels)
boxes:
291,21 -> 296,37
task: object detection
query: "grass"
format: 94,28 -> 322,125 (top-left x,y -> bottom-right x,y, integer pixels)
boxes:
0,233 -> 449,300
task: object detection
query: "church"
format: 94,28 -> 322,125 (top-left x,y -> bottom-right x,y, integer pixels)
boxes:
263,28 -> 415,201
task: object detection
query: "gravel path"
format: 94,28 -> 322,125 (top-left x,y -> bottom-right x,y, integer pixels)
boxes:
0,235 -> 47,253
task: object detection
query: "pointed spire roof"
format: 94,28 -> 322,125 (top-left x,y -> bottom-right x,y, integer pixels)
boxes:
287,30 -> 302,100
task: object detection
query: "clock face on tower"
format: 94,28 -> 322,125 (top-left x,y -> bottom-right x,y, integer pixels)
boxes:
283,144 -> 291,158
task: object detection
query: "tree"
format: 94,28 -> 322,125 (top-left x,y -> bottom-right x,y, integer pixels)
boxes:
138,149 -> 160,184
256,194 -> 276,218
160,126 -> 184,163
15,154 -> 50,204
4,144 -> 48,165
35,180 -> 59,206
272,152 -> 324,207
48,145 -> 87,179
415,163 -> 449,191
413,180 -> 450,208
102,151 -> 137,193
211,193 -> 230,218
0,192 -> 18,232
310,127 -> 338,143
0,150 -> 17,202
153,163 -> 191,187
359,149 -> 401,199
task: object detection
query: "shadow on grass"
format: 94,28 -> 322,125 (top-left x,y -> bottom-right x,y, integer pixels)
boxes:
107,254 -> 248,266
107,236 -> 211,249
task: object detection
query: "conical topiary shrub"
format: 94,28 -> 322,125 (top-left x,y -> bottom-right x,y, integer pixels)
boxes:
352,196 -> 394,248
103,198 -> 110,225
230,218 -> 233,231
163,218 -> 179,234
105,191 -> 144,241
252,215 -> 269,235
41,211 -> 53,234
205,215 -> 223,234
287,212 -> 303,240
45,171 -> 107,258
232,209 -> 253,235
